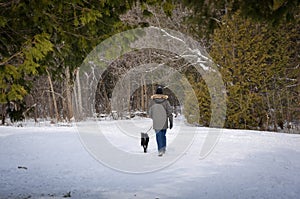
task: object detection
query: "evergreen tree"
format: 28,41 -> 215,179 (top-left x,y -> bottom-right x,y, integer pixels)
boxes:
209,10 -> 297,130
184,68 -> 211,126
181,0 -> 299,43
0,0 -> 171,123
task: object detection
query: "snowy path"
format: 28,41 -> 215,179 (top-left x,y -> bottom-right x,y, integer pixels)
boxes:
0,119 -> 300,199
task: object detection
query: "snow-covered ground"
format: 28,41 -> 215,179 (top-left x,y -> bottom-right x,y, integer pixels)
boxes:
0,118 -> 300,199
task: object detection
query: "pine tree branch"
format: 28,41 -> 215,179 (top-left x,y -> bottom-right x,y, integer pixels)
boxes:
0,52 -> 22,66
0,0 -> 20,8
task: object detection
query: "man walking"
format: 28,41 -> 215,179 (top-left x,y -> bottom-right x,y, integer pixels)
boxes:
149,86 -> 173,156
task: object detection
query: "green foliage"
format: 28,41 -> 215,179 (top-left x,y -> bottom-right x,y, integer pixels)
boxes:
0,65 -> 22,103
79,9 -> 103,26
0,0 -> 169,122
237,0 -> 299,24
0,16 -> 7,27
183,90 -> 200,124
209,10 -> 297,130
21,33 -> 53,75
184,69 -> 211,126
1,0 -> 298,127
162,0 -> 174,16
142,9 -> 154,17
181,0 -> 300,42
0,33 -> 53,103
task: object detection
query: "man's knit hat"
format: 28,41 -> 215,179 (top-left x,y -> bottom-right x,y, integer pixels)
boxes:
156,86 -> 163,94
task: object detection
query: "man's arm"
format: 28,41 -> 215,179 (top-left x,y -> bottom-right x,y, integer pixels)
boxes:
148,100 -> 153,119
166,101 -> 173,129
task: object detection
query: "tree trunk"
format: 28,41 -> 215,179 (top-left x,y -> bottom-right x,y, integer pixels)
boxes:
46,69 -> 59,122
1,104 -> 6,125
47,87 -> 53,119
65,66 -> 73,121
127,80 -> 131,114
75,68 -> 82,119
144,80 -> 148,112
141,75 -> 144,111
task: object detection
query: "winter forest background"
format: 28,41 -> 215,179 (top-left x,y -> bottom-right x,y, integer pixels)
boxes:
0,0 -> 299,132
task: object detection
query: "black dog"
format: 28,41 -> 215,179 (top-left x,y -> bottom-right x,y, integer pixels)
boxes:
141,133 -> 149,153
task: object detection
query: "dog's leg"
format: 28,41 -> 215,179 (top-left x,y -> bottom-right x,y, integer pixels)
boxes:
141,133 -> 149,153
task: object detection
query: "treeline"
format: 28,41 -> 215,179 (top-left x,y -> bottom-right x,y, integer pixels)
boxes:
186,10 -> 299,131
1,0 -> 164,123
0,0 -> 299,132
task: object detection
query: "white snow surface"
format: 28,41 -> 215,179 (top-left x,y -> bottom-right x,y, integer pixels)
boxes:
0,118 -> 300,199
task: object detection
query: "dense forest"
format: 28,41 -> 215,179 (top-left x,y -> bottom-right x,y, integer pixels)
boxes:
0,0 -> 299,132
